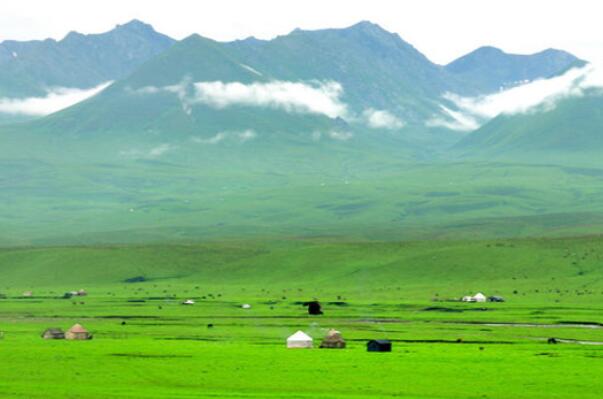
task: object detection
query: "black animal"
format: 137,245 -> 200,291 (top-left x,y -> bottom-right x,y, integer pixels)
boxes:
548,337 -> 558,344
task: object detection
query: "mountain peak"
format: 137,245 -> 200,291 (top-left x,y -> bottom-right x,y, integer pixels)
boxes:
115,19 -> 156,34
349,20 -> 386,32
445,46 -> 585,95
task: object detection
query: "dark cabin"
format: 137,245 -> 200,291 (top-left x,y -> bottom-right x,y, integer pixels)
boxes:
304,301 -> 323,315
488,296 -> 505,302
367,340 -> 392,352
41,328 -> 65,340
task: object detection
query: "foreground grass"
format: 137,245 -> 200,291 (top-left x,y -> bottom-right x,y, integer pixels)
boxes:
0,237 -> 602,398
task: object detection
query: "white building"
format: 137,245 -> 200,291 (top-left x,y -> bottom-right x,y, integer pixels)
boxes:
287,330 -> 313,349
462,293 -> 487,302
473,293 -> 487,303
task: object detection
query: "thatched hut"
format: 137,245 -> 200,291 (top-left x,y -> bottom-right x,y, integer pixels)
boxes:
65,323 -> 92,340
41,328 -> 65,340
320,329 -> 346,349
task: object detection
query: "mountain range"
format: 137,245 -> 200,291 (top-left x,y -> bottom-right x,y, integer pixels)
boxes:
0,20 -> 601,245
0,20 -> 174,98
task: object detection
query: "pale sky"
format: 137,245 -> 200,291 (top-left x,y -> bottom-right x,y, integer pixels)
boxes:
1,0 -> 602,65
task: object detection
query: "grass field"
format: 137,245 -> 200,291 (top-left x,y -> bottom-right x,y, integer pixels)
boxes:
1,237 -> 602,398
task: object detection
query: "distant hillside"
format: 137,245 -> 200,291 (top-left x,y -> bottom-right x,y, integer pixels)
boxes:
446,46 -> 585,94
455,90 -> 603,163
0,20 -> 175,98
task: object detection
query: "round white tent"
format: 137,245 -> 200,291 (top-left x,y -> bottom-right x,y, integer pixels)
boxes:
473,293 -> 487,303
286,330 -> 313,349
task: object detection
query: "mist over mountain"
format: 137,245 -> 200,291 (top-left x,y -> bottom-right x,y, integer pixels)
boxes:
5,21 -> 583,152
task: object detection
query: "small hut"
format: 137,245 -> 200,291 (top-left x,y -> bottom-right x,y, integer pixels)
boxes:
488,295 -> 505,302
287,330 -> 313,349
473,293 -> 487,303
65,324 -> 92,340
77,289 -> 88,297
241,304 -> 251,309
22,291 -> 33,297
462,293 -> 487,303
41,328 -> 65,340
367,340 -> 391,352
182,299 -> 195,305
320,329 -> 346,349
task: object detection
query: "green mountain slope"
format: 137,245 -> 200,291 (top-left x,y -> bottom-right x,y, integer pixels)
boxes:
455,90 -> 603,163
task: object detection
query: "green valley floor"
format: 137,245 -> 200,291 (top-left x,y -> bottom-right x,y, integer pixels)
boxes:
0,237 -> 602,398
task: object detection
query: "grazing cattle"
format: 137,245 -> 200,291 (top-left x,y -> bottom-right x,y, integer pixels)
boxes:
548,337 -> 558,344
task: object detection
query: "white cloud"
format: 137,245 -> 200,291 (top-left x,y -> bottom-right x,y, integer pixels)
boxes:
426,106 -> 480,132
363,108 -> 405,129
192,129 -> 257,144
237,129 -> 257,142
148,143 -> 174,157
192,132 -> 227,144
428,64 -> 603,131
311,130 -> 353,141
120,143 -> 175,159
0,82 -> 111,116
138,79 -> 348,119
240,64 -> 263,76
327,130 -> 353,141
191,80 -> 347,118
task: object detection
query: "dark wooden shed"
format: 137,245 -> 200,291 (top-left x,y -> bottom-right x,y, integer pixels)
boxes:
304,301 -> 323,315
41,328 -> 65,340
367,339 -> 391,352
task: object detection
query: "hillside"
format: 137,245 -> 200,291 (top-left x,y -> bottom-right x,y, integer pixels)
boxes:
455,90 -> 603,163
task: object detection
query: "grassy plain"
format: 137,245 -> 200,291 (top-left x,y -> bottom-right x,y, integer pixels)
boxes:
1,237 -> 602,398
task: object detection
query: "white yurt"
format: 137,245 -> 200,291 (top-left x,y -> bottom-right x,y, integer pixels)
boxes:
473,293 -> 487,303
241,303 -> 251,309
286,330 -> 313,349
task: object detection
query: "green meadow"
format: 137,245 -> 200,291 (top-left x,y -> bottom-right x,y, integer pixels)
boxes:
1,237 -> 602,398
